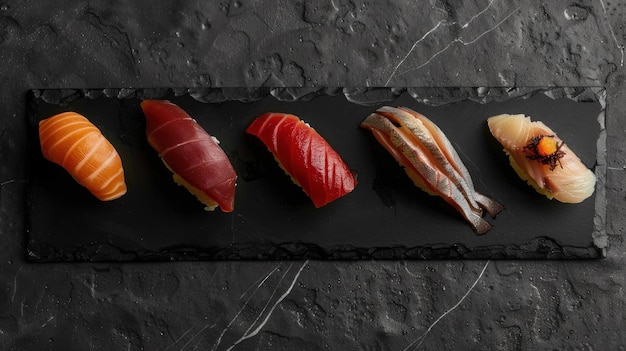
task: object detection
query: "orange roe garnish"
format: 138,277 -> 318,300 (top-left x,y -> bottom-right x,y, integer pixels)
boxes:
523,134 -> 566,171
537,136 -> 558,157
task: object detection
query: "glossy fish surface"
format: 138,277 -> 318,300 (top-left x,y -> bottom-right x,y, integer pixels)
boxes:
487,114 -> 596,203
246,112 -> 356,208
361,106 -> 503,234
142,100 -> 237,212
39,112 -> 127,201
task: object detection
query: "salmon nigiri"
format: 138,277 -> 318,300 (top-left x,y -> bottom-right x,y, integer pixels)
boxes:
246,112 -> 356,208
487,114 -> 596,203
39,112 -> 127,201
361,106 -> 503,235
141,100 -> 237,212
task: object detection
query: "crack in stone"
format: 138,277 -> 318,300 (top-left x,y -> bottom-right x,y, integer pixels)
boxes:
84,0 -> 140,78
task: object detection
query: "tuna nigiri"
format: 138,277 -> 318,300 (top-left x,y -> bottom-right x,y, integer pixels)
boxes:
246,112 -> 356,208
141,100 -> 237,212
487,114 -> 596,203
39,112 -> 127,201
361,106 -> 503,235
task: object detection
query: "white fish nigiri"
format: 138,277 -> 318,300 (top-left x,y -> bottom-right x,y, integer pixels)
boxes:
487,114 -> 596,203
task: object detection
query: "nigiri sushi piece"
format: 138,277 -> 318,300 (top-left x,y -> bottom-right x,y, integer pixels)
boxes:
487,114 -> 596,203
246,112 -> 356,208
141,100 -> 237,212
39,112 -> 127,201
361,106 -> 503,235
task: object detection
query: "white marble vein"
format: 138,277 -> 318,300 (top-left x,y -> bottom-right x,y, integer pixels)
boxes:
41,315 -> 55,328
161,326 -> 194,351
385,0 -> 520,86
461,0 -> 497,29
402,261 -> 422,278
176,322 -> 217,351
385,20 -> 451,86
238,265 -> 282,300
223,260 -> 308,351
211,265 -> 283,351
457,6 -> 520,46
160,265 -> 280,351
394,6 -> 520,80
599,0 -> 625,66
0,179 -> 25,186
10,266 -> 24,303
403,260 -> 490,351
161,262 -> 307,351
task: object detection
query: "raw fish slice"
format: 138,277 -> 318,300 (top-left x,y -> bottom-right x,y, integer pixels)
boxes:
141,100 -> 237,212
381,106 -> 503,219
246,112 -> 356,208
39,112 -> 127,201
361,107 -> 502,234
487,114 -> 596,203
362,113 -> 493,234
397,107 -> 504,217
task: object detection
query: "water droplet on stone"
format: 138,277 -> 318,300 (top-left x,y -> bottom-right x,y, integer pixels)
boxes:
564,5 -> 589,21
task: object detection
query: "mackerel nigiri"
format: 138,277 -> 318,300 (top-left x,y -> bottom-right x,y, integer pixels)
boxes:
39,112 -> 127,201
361,106 -> 503,235
141,100 -> 237,212
246,112 -> 356,208
487,114 -> 596,203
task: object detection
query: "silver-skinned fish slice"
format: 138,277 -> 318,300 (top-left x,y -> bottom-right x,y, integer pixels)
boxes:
396,106 -> 504,218
361,107 -> 503,234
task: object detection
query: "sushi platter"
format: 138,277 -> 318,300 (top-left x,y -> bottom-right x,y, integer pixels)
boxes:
25,88 -> 604,261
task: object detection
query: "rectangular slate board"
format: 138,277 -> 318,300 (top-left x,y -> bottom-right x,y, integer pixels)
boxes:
25,87 -> 605,261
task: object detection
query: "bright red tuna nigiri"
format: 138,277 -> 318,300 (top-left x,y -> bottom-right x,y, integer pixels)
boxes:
246,112 -> 356,208
141,100 -> 237,212
39,112 -> 127,201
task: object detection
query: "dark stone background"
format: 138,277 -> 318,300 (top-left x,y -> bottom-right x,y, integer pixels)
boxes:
1,1 -> 625,349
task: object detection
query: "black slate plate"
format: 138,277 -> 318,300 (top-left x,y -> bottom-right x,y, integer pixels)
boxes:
25,88 -> 605,261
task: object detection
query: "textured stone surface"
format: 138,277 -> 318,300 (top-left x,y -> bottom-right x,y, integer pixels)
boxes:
1,0 -> 626,349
